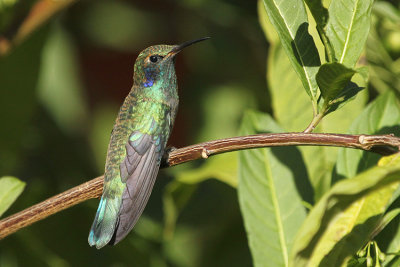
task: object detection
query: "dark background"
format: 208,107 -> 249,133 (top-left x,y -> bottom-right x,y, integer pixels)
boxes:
0,0 -> 268,266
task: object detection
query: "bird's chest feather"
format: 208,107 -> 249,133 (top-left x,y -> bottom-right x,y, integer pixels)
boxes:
105,97 -> 175,172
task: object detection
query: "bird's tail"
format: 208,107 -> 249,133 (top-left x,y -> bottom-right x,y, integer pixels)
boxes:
88,196 -> 120,249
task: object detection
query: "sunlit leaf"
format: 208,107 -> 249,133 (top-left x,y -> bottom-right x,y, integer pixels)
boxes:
303,0 -> 333,62
257,0 -> 279,44
0,176 -> 25,217
303,0 -> 329,28
268,44 -> 367,201
268,44 -> 312,132
326,0 -> 374,67
291,154 -> 400,267
261,0 -> 321,103
238,110 -> 311,267
335,91 -> 400,180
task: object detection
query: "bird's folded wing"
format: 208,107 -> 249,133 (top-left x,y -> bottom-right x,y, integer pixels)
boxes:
110,131 -> 161,245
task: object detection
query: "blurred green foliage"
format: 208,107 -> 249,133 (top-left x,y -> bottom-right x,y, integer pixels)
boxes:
1,0 -> 400,266
0,0 -> 265,266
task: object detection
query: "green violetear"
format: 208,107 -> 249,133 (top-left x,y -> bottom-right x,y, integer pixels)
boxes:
88,37 -> 210,249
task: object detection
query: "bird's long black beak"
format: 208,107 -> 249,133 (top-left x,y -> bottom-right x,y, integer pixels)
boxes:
168,37 -> 210,57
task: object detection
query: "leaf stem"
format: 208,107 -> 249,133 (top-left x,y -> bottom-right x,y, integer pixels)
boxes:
303,112 -> 325,133
0,0 -> 78,57
0,132 -> 399,239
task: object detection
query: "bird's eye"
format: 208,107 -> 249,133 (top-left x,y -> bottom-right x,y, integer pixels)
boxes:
149,55 -> 163,63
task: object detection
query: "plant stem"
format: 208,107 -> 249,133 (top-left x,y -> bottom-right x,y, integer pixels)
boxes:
0,132 -> 399,239
303,112 -> 325,133
0,0 -> 78,56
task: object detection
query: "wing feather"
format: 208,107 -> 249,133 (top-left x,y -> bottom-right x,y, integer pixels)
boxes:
109,132 -> 162,245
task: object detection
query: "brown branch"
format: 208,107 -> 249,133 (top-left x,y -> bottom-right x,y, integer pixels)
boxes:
1,132 -> 400,239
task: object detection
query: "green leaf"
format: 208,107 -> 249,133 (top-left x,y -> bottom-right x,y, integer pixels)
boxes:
315,63 -> 365,115
268,43 -> 367,201
238,110 -> 312,267
317,62 -> 356,104
324,81 -> 364,115
290,154 -> 400,267
385,257 -> 400,267
335,91 -> 400,180
303,0 -> 329,28
257,0 -> 279,44
304,0 -> 335,62
0,176 -> 25,217
268,44 -> 313,132
261,0 -> 321,103
381,211 -> 400,266
376,194 -> 400,265
326,0 -> 374,67
375,208 -> 400,238
355,66 -> 369,83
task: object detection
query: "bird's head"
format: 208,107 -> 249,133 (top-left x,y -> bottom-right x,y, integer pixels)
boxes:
132,37 -> 210,88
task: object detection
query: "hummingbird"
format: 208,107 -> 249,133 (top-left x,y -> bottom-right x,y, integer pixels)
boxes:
88,37 -> 210,249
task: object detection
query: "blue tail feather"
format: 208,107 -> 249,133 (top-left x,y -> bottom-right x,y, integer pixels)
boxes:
88,197 -> 119,249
